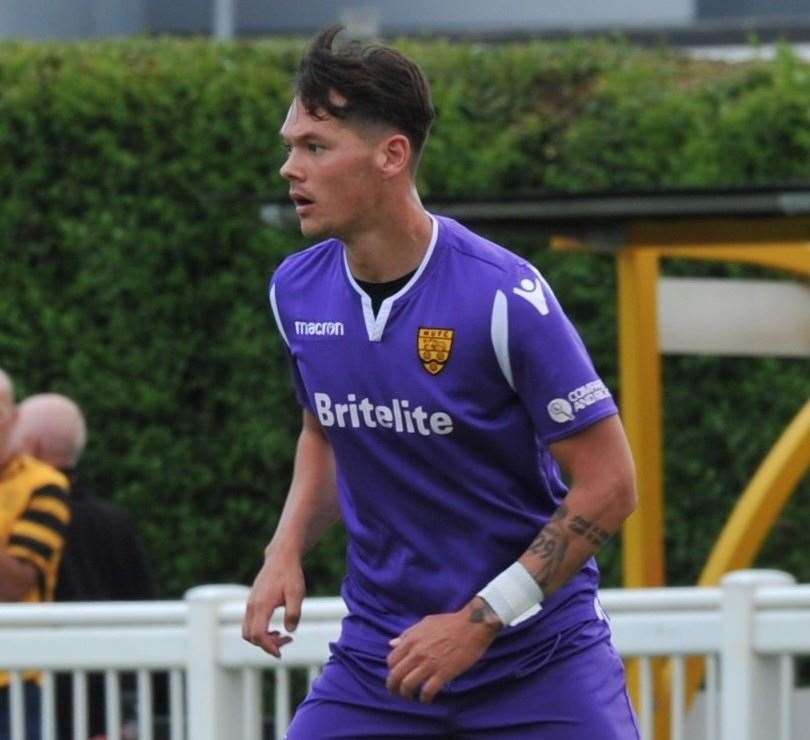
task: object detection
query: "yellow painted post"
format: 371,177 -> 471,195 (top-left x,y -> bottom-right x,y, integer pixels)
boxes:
617,248 -> 665,588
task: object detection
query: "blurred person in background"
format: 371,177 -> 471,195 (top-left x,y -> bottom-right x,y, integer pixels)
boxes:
0,387 -> 72,740
243,27 -> 638,739
8,392 -> 155,739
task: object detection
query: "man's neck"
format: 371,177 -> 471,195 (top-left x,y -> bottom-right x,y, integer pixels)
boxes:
342,192 -> 433,283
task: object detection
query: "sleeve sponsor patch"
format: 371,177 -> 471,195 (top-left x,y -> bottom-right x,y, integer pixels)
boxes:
547,380 -> 612,424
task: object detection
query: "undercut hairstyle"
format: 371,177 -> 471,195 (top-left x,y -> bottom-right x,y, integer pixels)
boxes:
296,26 -> 436,169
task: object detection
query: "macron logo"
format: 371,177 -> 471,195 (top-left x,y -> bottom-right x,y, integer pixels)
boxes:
513,278 -> 549,316
295,321 -> 345,337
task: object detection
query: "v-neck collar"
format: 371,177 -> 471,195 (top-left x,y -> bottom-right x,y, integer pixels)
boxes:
343,215 -> 439,342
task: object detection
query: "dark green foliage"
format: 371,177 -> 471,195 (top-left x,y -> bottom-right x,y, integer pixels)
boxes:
0,38 -> 807,596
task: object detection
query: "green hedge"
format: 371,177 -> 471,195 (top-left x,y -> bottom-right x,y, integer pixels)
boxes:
0,38 -> 808,596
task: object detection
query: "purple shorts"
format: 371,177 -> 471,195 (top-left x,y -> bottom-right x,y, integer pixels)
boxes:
286,619 -> 640,739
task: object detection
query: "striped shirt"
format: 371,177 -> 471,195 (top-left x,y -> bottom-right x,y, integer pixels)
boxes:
1,455 -> 71,686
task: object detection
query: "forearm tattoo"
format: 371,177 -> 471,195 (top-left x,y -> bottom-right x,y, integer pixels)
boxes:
468,598 -> 502,631
526,505 -> 570,589
525,504 -> 614,590
569,515 -> 611,547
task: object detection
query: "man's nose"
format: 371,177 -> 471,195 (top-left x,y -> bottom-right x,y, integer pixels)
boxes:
280,151 -> 302,181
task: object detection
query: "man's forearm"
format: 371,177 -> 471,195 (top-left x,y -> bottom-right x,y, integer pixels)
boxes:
268,497 -> 340,560
475,417 -> 636,627
268,417 -> 340,561
517,415 -> 637,600
518,485 -> 632,599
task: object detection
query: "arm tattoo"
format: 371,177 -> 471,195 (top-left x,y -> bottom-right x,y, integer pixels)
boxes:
569,515 -> 611,547
525,504 -> 570,589
469,599 -> 502,631
524,504 -> 614,591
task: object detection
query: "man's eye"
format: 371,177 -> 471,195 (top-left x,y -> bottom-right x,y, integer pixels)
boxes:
307,143 -> 324,153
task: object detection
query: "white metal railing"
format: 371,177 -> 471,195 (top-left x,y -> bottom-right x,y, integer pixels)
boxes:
1,570 -> 809,740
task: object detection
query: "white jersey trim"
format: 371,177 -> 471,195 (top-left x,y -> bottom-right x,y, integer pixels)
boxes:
343,214 -> 439,342
269,283 -> 290,348
491,289 -> 515,391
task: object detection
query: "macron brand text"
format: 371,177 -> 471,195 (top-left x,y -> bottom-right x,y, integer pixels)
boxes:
295,320 -> 345,337
315,392 -> 454,436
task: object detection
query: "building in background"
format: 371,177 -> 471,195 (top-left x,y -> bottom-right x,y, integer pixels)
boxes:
2,0 -> 810,57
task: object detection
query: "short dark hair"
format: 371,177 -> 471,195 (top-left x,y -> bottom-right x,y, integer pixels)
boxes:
296,26 -> 436,168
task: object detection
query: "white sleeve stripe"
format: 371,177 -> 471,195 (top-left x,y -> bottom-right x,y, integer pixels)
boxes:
269,283 -> 290,348
491,289 -> 515,391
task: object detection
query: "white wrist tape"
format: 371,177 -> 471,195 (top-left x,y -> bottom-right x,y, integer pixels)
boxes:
477,562 -> 544,627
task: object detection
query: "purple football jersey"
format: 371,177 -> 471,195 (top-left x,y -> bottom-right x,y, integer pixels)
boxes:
269,215 -> 618,689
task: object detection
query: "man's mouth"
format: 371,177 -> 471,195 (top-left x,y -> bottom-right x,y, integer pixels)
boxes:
291,194 -> 315,208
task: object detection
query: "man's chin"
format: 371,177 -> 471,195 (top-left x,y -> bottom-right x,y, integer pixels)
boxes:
299,219 -> 328,238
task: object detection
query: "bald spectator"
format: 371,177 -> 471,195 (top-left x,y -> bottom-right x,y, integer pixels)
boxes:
1,390 -> 73,740
13,394 -> 87,471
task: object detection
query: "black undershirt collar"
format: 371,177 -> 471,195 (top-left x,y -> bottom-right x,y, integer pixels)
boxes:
355,270 -> 417,317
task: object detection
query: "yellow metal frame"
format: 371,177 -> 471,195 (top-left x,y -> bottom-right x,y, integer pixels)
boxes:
553,219 -> 810,740
699,400 -> 810,585
617,249 -> 665,588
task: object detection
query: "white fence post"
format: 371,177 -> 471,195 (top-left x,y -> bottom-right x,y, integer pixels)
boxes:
720,569 -> 795,740
185,585 -> 250,740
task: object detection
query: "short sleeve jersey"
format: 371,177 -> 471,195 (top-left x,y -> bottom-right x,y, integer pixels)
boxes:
269,216 -> 618,689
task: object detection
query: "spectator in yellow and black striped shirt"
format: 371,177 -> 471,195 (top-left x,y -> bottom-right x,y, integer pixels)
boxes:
0,387 -> 76,740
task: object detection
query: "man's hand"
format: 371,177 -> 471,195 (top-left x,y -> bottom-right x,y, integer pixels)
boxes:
385,597 -> 502,703
0,552 -> 38,601
242,548 -> 305,658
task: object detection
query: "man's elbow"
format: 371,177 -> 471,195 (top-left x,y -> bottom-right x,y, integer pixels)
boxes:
612,473 -> 638,522
598,462 -> 637,524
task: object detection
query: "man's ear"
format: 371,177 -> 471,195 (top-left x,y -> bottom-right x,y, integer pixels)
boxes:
377,133 -> 412,179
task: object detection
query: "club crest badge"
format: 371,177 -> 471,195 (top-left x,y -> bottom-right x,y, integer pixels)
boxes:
418,327 -> 454,375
